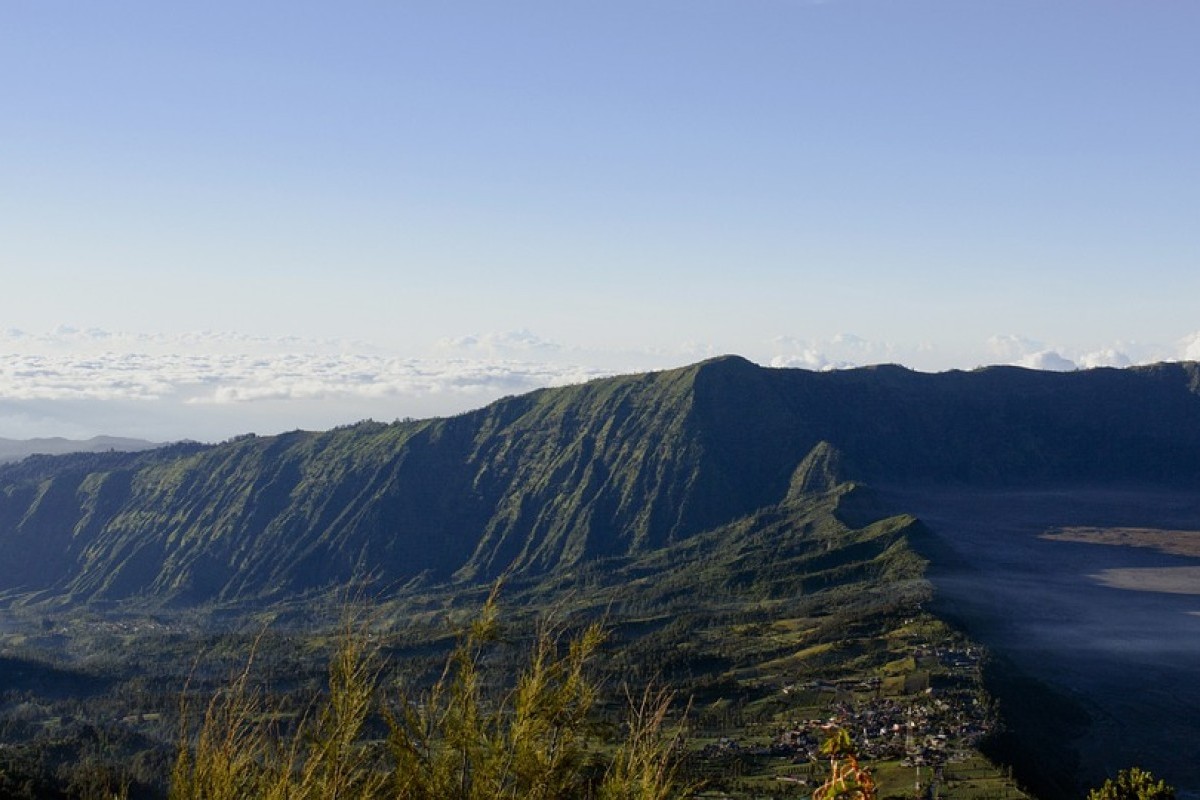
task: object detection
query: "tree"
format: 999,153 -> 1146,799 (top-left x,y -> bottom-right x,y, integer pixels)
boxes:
1087,767 -> 1176,800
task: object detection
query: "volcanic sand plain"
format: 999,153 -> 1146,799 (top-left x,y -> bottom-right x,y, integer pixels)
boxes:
878,486 -> 1200,796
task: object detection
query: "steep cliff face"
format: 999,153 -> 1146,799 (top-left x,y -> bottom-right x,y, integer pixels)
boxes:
2,357 -> 1199,606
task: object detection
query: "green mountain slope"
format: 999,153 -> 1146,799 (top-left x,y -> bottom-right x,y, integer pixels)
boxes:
2,356 -> 1200,607
6,356 -> 1200,797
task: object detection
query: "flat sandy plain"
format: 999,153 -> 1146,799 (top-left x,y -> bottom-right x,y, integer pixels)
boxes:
879,486 -> 1200,797
1043,527 -> 1200,596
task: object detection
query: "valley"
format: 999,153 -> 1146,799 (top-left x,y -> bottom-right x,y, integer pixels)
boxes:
883,486 -> 1200,797
0,486 -> 1024,799
2,357 -> 1200,798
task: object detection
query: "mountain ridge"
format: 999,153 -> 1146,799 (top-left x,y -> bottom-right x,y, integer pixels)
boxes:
0,435 -> 161,464
2,357 -> 1200,607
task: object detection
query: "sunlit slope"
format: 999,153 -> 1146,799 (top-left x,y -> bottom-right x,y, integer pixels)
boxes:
0,358 -> 804,604
1,356 -> 1199,606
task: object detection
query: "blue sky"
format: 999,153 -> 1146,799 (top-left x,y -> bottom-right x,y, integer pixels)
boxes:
2,1 -> 1198,441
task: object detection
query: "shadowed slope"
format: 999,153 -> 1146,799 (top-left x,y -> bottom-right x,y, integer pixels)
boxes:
2,357 -> 1200,607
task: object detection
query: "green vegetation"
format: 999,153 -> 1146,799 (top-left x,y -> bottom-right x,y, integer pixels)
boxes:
4,357 -> 1200,796
0,484 -> 1026,798
170,590 -> 685,800
4,356 -> 1200,607
1087,768 -> 1176,800
813,729 -> 877,800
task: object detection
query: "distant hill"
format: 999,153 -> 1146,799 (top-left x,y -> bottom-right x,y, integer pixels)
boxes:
1,355 -> 1199,606
0,435 -> 161,464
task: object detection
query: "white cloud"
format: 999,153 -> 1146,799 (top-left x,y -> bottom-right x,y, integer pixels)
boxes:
1180,332 -> 1200,361
768,332 -> 1160,375
1015,351 -> 1077,372
768,333 -> 905,372
988,333 -> 1180,372
770,350 -> 835,370
3,325 -> 1198,441
1077,348 -> 1133,369
987,334 -> 1045,362
435,329 -> 563,358
0,328 -> 627,440
176,356 -> 608,406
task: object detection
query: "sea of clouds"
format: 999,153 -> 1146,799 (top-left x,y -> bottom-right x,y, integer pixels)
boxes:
0,327 -> 621,441
3,326 -> 1199,442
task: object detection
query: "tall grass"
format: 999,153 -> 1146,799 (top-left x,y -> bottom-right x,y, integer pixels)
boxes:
169,641 -> 280,800
170,590 -> 688,799
597,685 -> 684,800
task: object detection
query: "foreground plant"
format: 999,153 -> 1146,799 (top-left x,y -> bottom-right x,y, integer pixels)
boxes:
1087,767 -> 1176,800
171,589 -> 688,799
386,590 -> 607,799
169,644 -> 276,800
812,728 -> 876,800
597,684 -> 686,800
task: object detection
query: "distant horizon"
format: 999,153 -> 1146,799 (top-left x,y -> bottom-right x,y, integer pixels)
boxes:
4,326 -> 1200,444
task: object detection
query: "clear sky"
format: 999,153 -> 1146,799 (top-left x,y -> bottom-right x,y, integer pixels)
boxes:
2,1 -> 1198,441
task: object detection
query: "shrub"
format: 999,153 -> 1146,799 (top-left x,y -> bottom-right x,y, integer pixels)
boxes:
812,728 -> 876,800
171,590 -> 687,799
1087,767 -> 1176,800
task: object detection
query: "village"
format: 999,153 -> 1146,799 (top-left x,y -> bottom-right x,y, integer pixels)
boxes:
687,639 -> 1026,799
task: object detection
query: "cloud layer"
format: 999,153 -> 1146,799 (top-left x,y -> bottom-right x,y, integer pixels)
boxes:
1,328 -> 616,402
0,328 -> 621,441
3,327 -> 1199,442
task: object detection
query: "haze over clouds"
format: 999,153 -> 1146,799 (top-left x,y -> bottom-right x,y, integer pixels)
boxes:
2,2 -> 1197,440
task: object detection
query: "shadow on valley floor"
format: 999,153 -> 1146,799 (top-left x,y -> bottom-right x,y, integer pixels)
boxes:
877,485 -> 1200,798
